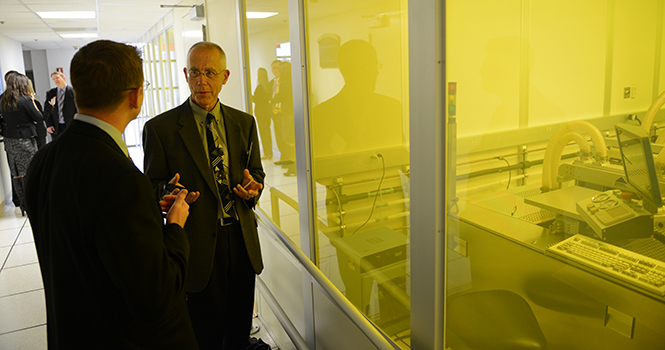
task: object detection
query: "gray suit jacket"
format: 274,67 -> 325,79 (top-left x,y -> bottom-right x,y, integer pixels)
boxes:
143,100 -> 265,292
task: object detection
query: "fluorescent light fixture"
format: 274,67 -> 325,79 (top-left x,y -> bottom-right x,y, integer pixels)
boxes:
60,33 -> 98,39
37,11 -> 96,19
183,30 -> 203,38
246,12 -> 278,19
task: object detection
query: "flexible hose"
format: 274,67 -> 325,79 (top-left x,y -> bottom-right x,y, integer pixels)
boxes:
548,132 -> 590,190
642,90 -> 665,138
542,121 -> 606,190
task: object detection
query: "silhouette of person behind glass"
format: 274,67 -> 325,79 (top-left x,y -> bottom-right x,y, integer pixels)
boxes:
311,40 -> 408,327
312,40 -> 403,159
252,67 -> 272,159
272,61 -> 296,176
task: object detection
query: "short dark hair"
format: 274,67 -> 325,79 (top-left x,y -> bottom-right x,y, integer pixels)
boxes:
70,40 -> 143,111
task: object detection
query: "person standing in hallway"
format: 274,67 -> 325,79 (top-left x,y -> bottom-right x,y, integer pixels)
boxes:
272,61 -> 296,176
24,40 -> 201,349
44,71 -> 77,138
143,41 -> 265,350
27,79 -> 48,148
1,70 -> 24,208
252,67 -> 273,159
269,59 -> 289,165
0,73 -> 42,216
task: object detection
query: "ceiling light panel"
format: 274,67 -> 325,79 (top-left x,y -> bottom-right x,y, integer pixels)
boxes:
60,33 -> 98,38
37,11 -> 96,19
246,12 -> 278,19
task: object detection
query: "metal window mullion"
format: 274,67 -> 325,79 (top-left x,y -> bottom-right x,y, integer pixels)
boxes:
409,0 -> 445,349
289,0 -> 318,349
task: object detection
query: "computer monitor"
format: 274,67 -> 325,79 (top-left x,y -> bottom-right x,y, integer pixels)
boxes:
615,123 -> 663,214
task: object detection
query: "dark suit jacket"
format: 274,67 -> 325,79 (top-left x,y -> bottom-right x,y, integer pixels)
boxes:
0,95 -> 42,138
143,100 -> 265,292
43,85 -> 77,128
25,120 -> 198,349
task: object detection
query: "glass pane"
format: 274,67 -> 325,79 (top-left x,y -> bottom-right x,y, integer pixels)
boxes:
306,1 -> 411,346
446,1 -> 665,349
158,33 -> 168,113
144,43 -> 156,117
167,28 -> 180,106
150,39 -> 162,114
245,1 -> 300,246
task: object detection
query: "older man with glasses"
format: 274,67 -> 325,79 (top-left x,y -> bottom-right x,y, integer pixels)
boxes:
143,41 -> 265,350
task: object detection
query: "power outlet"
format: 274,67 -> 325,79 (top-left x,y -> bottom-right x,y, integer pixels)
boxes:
624,87 -> 631,99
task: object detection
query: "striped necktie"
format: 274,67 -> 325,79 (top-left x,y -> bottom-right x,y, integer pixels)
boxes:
205,113 -> 235,218
57,88 -> 65,123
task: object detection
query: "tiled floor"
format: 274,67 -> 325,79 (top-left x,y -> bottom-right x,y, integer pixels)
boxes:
0,205 -> 47,349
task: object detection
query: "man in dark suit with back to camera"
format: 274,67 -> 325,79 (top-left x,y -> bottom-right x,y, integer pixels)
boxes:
143,41 -> 265,350
25,40 -> 201,349
44,71 -> 77,138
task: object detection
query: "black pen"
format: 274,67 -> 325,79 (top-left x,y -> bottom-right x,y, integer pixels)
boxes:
243,141 -> 254,190
164,183 -> 186,192
246,141 -> 252,169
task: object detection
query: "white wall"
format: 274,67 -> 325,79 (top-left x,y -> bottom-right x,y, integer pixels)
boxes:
28,50 -> 50,102
44,48 -> 77,89
247,27 -> 289,96
205,0 -> 247,111
0,34 -> 25,90
173,7 -> 201,104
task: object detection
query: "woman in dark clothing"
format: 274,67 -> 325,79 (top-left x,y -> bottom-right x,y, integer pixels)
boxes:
28,80 -> 48,149
0,74 -> 42,215
253,67 -> 273,159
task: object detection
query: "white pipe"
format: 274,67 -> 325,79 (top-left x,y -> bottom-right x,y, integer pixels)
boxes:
542,121 -> 607,190
549,132 -> 590,190
655,147 -> 665,167
642,90 -> 665,136
656,127 -> 665,144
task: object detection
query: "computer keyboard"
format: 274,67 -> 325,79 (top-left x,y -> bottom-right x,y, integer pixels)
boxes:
547,234 -> 665,296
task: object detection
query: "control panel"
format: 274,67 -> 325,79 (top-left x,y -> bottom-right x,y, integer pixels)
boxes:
576,190 -> 653,240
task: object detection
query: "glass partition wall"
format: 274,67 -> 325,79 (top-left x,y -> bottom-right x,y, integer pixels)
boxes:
245,0 -> 301,249
245,0 -> 412,347
446,1 -> 665,349
305,0 -> 411,343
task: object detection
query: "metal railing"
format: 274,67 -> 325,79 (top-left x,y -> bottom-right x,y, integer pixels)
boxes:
255,201 -> 401,350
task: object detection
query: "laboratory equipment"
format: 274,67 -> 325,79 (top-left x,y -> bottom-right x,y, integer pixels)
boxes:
547,234 -> 665,296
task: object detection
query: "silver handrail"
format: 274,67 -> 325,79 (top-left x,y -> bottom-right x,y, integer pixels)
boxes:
255,209 -> 401,350
255,275 -> 311,350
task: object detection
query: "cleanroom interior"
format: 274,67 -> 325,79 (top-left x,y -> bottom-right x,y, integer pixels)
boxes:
445,1 -> 665,349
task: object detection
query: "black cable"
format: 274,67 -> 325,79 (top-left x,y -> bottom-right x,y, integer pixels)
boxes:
332,186 -> 345,232
496,157 -> 511,190
352,154 -> 386,235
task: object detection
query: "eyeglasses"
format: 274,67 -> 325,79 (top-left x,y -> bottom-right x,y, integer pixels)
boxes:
187,70 -> 222,79
123,80 -> 150,91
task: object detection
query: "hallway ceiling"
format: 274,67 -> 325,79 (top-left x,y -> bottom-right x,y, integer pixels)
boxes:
0,0 -> 193,51
0,0 -> 373,51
